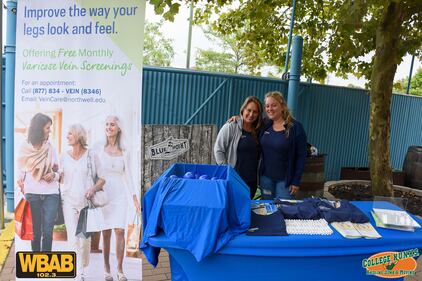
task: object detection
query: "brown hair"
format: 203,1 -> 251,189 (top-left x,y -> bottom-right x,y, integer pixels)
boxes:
265,91 -> 293,136
27,113 -> 52,146
239,96 -> 263,142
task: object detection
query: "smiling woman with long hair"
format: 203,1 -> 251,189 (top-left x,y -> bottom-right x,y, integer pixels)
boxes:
17,113 -> 60,252
97,115 -> 141,281
214,96 -> 263,198
259,91 -> 307,199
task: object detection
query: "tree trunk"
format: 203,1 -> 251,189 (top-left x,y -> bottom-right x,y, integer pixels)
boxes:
369,2 -> 404,196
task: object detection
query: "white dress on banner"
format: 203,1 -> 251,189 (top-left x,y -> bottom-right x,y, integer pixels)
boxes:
60,150 -> 102,277
99,148 -> 137,230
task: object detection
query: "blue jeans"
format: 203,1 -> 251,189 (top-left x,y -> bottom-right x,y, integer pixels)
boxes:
25,193 -> 60,252
259,175 -> 292,200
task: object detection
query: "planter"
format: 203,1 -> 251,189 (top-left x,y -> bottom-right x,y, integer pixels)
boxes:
297,155 -> 325,199
340,167 -> 405,186
325,180 -> 422,216
403,146 -> 422,190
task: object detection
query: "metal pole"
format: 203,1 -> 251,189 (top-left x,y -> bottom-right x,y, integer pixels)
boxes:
406,55 -> 415,95
283,0 -> 298,76
1,3 -> 4,229
186,0 -> 194,68
5,0 -> 17,212
287,36 -> 303,117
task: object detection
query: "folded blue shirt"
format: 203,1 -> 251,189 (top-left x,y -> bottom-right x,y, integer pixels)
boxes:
274,198 -> 369,223
247,209 -> 287,236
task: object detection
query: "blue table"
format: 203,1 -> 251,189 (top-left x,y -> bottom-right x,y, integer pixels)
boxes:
148,201 -> 422,281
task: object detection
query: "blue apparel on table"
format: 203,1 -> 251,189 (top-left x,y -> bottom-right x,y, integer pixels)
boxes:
274,198 -> 370,223
141,163 -> 250,267
235,130 -> 260,183
247,203 -> 287,236
147,201 -> 422,281
260,126 -> 289,181
277,200 -> 320,220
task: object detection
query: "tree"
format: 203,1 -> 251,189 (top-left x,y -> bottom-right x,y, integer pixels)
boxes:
143,21 -> 175,67
149,0 -> 422,196
194,28 -> 263,75
394,68 -> 422,96
195,49 -> 239,73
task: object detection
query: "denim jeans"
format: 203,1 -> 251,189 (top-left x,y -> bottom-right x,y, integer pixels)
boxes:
259,175 -> 292,200
25,193 -> 60,252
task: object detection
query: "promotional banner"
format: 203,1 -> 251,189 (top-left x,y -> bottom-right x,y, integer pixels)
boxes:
14,0 -> 145,280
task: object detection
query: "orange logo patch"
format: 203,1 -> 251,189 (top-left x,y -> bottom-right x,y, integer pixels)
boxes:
362,249 -> 419,278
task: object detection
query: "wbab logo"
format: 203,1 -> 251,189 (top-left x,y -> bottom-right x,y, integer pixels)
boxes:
16,251 -> 76,278
362,248 -> 419,278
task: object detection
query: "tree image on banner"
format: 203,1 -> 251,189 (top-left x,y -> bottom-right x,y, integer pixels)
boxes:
148,0 -> 422,196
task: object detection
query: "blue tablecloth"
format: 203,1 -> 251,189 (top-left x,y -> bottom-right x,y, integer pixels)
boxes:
148,201 -> 422,281
141,163 -> 250,267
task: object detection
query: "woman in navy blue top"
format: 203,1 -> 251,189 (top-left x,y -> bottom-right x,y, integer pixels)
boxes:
260,91 -> 307,199
214,96 -> 263,199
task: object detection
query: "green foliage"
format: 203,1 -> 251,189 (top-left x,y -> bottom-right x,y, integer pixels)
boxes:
393,68 -> 422,96
195,49 -> 238,73
148,0 -> 421,82
194,27 -> 263,75
143,21 -> 175,67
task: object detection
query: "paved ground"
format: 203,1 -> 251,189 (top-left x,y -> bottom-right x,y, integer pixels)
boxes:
141,251 -> 171,281
0,242 -> 171,281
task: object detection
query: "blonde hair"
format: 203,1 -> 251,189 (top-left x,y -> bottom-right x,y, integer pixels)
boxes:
105,115 -> 123,150
68,124 -> 88,148
265,91 -> 294,135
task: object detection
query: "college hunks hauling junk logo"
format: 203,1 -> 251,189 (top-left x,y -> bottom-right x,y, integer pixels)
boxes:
362,248 -> 419,278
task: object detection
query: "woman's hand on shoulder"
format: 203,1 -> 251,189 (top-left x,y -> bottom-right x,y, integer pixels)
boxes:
226,115 -> 239,123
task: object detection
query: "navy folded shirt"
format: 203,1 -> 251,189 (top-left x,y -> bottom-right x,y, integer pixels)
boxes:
274,198 -> 369,223
247,209 -> 288,236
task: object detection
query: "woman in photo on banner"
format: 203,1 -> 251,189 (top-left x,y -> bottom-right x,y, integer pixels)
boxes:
60,124 -> 105,281
98,115 -> 141,281
214,96 -> 263,199
17,113 -> 60,252
259,91 -> 307,199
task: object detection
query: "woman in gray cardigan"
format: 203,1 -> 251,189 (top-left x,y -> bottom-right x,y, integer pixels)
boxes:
214,96 -> 263,198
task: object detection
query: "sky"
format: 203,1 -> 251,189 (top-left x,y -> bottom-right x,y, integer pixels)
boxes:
2,3 -> 421,88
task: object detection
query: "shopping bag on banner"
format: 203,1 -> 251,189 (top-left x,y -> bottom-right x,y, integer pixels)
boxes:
15,197 -> 33,240
86,207 -> 105,233
126,214 -> 142,258
76,206 -> 92,239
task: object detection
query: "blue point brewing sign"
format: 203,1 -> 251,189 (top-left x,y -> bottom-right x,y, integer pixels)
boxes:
148,137 -> 190,160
